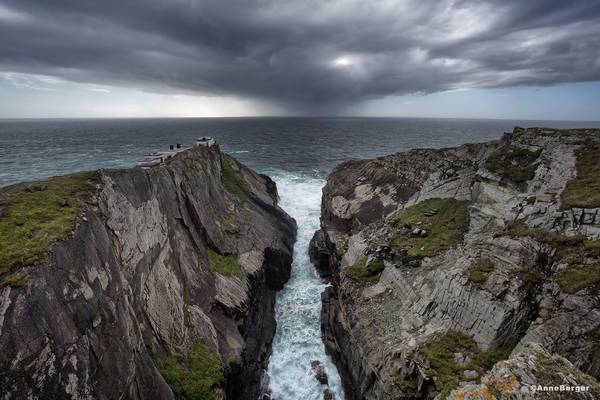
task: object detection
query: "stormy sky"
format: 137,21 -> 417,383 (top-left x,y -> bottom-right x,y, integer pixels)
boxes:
0,0 -> 599,119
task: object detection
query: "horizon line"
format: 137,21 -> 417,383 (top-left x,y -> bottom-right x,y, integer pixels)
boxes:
1,115 -> 600,123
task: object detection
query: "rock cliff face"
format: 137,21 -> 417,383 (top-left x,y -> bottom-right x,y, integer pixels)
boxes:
311,128 -> 600,399
0,144 -> 296,400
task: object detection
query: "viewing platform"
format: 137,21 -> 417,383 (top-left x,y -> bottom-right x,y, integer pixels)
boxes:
137,136 -> 216,167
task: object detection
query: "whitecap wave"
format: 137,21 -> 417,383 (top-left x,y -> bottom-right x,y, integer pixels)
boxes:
267,172 -> 345,400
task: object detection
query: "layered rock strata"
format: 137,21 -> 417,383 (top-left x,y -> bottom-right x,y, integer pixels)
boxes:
311,127 -> 600,399
0,144 -> 296,400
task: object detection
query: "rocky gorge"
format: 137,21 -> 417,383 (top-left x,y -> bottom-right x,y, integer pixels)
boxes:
0,144 -> 296,400
310,127 -> 600,399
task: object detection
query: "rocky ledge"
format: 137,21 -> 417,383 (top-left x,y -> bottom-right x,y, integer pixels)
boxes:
0,144 -> 296,400
310,127 -> 600,399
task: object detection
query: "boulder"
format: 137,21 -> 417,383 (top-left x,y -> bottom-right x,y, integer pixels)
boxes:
25,182 -> 48,192
463,370 -> 479,380
311,360 -> 329,385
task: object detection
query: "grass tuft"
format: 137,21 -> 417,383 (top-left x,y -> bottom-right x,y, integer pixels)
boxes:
347,258 -> 385,286
0,171 -> 99,274
221,158 -> 250,204
557,264 -> 600,294
218,213 -> 238,233
561,143 -> 600,209
389,198 -> 470,257
207,249 -> 242,278
420,330 -> 514,398
0,269 -> 31,290
465,259 -> 495,285
154,342 -> 223,400
485,145 -> 541,188
511,267 -> 546,292
507,221 -> 600,294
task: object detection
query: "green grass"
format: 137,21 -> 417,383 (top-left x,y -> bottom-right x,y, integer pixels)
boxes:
420,330 -> 514,398
207,249 -> 242,278
217,213 -> 238,233
507,221 -> 600,294
561,143 -> 600,209
221,158 -> 250,204
393,377 -> 418,394
154,342 -> 223,400
465,259 -> 495,285
0,269 -> 31,289
557,264 -> 600,294
0,171 -> 99,274
485,145 -> 542,188
389,198 -> 470,257
507,221 -> 586,255
347,258 -> 385,286
511,267 -> 546,292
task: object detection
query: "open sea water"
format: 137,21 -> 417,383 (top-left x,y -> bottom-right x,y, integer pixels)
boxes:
1,117 -> 598,399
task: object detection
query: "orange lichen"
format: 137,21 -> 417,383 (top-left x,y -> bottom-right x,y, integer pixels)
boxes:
449,386 -> 497,400
490,373 -> 519,393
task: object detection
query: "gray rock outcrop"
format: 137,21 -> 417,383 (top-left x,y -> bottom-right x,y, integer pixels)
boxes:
0,144 -> 296,400
311,127 -> 600,399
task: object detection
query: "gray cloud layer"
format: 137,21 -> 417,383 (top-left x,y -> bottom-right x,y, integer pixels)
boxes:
1,0 -> 599,111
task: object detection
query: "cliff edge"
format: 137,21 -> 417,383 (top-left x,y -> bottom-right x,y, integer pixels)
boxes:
0,144 -> 296,400
310,127 -> 600,399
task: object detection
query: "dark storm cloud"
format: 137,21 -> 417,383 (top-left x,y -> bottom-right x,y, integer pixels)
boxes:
1,0 -> 599,110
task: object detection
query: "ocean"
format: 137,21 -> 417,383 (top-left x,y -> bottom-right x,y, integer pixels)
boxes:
1,117 -> 598,400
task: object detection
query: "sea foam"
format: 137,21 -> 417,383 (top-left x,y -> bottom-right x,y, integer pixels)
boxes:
267,172 -> 344,400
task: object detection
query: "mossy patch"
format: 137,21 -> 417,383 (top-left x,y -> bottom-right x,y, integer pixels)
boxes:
347,257 -> 385,286
0,269 -> 31,290
557,264 -> 600,294
511,267 -> 546,292
0,171 -> 99,274
561,143 -> 600,209
154,342 -> 223,400
217,213 -> 238,233
465,259 -> 495,285
420,330 -> 514,398
507,221 -> 600,294
221,158 -> 250,204
389,198 -> 470,257
207,249 -> 242,278
485,144 -> 541,188
393,377 -> 418,394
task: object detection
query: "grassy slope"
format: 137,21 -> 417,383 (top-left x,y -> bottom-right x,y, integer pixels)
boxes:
416,330 -> 513,398
154,342 -> 223,400
207,249 -> 242,278
390,198 -> 470,257
508,222 -> 600,294
561,143 -> 600,209
484,144 -> 541,188
0,171 -> 99,274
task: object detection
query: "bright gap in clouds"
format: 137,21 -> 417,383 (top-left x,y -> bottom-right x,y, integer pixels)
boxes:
332,57 -> 353,67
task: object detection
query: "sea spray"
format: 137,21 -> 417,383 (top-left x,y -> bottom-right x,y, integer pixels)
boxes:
267,172 -> 344,400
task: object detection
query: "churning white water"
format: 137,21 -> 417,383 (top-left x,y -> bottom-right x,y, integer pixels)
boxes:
267,172 -> 345,400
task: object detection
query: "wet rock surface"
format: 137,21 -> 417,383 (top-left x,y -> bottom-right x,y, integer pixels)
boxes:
311,127 -> 600,399
311,360 -> 329,385
0,145 -> 296,400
